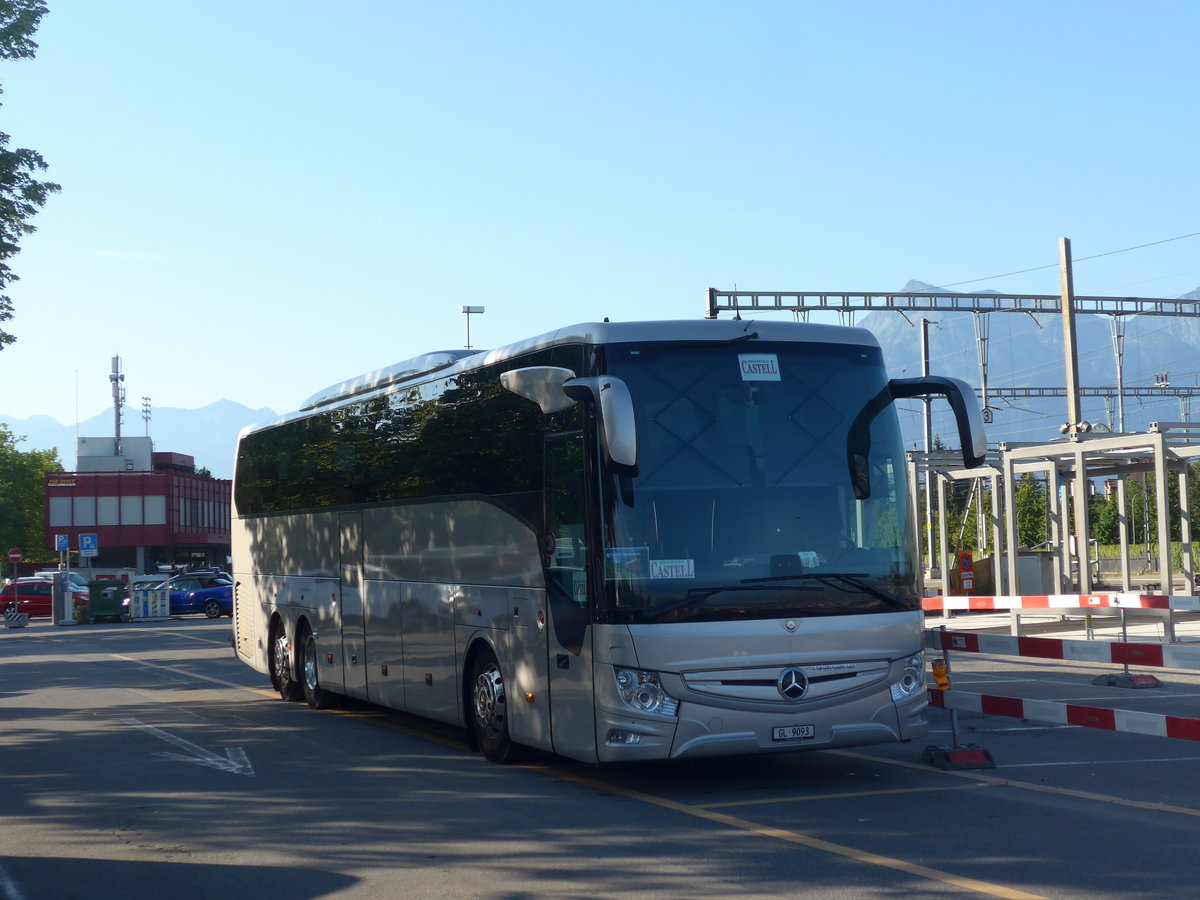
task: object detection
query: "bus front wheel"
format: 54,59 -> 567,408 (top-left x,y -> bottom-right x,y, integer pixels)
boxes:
470,646 -> 524,764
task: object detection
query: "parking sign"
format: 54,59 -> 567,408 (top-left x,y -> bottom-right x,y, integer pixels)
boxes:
80,533 -> 99,558
54,534 -> 68,552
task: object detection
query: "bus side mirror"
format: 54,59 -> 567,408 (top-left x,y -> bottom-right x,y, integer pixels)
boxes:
563,375 -> 639,476
500,366 -> 579,414
500,367 -> 639,475
890,375 -> 988,468
846,375 -> 986,501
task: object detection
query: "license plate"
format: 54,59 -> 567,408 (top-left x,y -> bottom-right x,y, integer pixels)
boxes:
772,724 -> 815,742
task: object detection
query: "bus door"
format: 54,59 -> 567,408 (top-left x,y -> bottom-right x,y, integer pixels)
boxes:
544,432 -> 597,761
339,511 -> 368,698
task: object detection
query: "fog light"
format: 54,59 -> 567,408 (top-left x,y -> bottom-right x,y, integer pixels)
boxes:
606,728 -> 643,745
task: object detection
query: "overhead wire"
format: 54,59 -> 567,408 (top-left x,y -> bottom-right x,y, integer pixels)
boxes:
938,230 -> 1200,289
876,230 -> 1200,445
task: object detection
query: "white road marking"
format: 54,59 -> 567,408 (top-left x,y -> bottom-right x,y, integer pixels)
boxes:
0,863 -> 26,900
124,718 -> 255,776
997,756 -> 1200,769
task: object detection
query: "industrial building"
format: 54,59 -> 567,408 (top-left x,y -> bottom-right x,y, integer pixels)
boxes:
42,434 -> 231,573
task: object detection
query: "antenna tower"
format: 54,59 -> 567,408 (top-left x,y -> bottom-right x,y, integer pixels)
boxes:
110,356 -> 126,455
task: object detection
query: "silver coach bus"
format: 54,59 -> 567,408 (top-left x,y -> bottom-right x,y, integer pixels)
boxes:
231,319 -> 984,764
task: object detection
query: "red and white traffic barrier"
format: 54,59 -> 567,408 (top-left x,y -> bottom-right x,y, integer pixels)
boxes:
925,629 -> 1200,671
929,689 -> 1200,741
923,593 -> 1200,612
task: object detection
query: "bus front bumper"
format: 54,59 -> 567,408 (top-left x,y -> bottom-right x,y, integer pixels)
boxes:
595,687 -> 929,763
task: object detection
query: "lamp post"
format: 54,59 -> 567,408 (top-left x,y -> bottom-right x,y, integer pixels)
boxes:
461,305 -> 485,350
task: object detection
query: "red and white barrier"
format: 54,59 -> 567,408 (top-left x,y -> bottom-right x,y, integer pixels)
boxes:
929,689 -> 1200,741
925,629 -> 1200,671
923,593 -> 1200,612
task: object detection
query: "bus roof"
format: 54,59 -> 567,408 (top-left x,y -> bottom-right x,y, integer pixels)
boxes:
259,318 -> 882,431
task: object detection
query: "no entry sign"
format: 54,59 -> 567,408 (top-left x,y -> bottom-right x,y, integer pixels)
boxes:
7,548 -> 22,564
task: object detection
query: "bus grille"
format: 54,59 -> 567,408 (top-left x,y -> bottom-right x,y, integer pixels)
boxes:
681,660 -> 889,704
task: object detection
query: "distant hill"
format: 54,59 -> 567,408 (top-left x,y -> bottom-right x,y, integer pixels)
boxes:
0,400 -> 276,479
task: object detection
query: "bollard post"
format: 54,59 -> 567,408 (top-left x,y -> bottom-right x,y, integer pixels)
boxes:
1091,608 -> 1162,689
922,625 -> 996,769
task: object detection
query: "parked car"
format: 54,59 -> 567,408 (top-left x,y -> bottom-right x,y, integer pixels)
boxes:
1,579 -> 90,618
32,570 -> 92,595
159,573 -> 233,618
129,576 -> 167,593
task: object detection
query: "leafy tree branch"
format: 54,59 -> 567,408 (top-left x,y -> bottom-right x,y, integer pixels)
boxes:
0,0 -> 59,349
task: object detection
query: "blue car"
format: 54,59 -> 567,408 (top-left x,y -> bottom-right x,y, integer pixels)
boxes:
161,573 -> 233,618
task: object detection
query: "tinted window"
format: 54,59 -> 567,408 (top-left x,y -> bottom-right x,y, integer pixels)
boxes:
235,350 -> 583,526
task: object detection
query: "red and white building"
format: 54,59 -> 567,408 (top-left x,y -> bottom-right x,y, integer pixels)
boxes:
43,435 -> 231,573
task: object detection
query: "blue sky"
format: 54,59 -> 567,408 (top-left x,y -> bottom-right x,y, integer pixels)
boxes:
2,1 -> 1199,426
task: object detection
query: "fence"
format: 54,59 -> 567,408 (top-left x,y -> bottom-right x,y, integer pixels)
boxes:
923,592 -> 1199,640
923,624 -> 1200,746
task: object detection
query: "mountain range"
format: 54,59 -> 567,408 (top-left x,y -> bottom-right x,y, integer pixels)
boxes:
5,281 -> 1200,475
864,280 -> 1200,448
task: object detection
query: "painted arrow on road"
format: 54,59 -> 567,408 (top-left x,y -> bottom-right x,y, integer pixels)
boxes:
125,719 -> 255,776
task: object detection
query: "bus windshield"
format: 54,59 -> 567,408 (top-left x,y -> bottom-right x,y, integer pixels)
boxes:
599,340 -> 916,623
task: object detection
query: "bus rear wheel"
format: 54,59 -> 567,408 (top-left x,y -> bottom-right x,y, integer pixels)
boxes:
270,626 -> 303,702
302,630 -> 338,709
470,646 -> 524,764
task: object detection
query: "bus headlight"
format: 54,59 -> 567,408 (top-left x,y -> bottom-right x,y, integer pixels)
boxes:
614,667 -> 679,717
890,654 -> 925,702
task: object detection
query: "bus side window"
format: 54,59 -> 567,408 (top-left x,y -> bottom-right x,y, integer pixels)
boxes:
545,432 -> 588,604
545,431 -> 590,655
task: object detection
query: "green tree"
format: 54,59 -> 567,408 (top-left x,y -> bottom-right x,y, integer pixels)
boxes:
1013,472 -> 1048,548
0,0 -> 59,349
1090,489 -> 1118,545
0,422 -> 61,561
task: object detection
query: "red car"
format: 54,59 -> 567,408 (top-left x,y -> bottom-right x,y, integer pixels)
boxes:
1,579 -> 90,618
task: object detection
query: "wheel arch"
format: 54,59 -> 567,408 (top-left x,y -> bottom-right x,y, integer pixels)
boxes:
293,613 -> 318,657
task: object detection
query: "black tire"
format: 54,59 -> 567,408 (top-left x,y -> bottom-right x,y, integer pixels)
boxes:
469,645 -> 525,763
301,630 -> 339,709
270,625 -> 303,702
203,599 -> 222,619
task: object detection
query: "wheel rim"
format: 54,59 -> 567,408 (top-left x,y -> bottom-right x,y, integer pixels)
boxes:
304,638 -> 319,693
205,601 -> 220,617
273,634 -> 291,685
473,663 -> 506,738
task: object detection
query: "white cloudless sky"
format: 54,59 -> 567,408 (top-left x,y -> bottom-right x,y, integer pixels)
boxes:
2,0 -> 1199,425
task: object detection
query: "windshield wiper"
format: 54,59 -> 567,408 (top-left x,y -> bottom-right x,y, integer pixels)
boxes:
739,572 -> 909,610
638,582 -> 820,619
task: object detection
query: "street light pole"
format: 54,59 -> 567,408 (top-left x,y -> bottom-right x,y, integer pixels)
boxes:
461,305 -> 485,350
